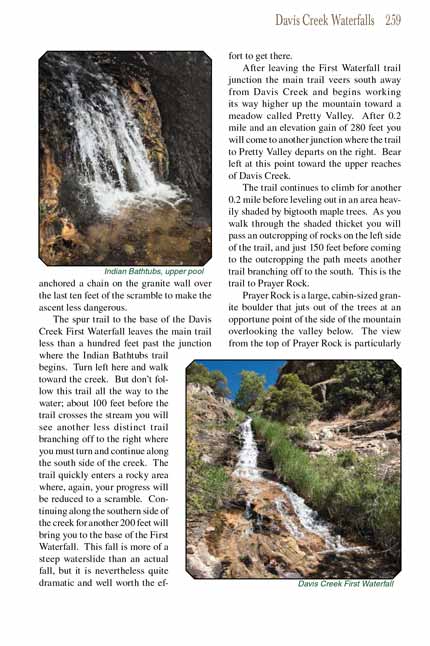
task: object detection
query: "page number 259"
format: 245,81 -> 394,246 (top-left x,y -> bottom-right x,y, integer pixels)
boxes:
385,14 -> 401,25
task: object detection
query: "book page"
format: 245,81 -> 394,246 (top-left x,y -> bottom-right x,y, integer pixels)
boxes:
2,0 -> 428,643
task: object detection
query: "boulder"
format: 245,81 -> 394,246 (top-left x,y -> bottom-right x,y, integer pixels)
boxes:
276,361 -> 344,387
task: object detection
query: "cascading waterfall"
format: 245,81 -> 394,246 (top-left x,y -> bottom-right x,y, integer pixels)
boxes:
234,417 -> 361,553
277,486 -> 345,551
234,418 -> 259,480
48,53 -> 184,217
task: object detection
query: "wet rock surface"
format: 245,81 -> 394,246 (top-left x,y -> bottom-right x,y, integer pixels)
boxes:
187,416 -> 398,579
143,52 -> 212,226
40,201 -> 211,266
192,476 -> 396,579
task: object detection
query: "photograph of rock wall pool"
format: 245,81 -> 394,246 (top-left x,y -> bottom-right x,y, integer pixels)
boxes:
39,51 -> 212,266
186,359 -> 401,579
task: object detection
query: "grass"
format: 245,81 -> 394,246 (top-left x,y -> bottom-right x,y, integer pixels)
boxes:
186,402 -> 239,517
252,415 -> 400,560
187,461 -> 233,515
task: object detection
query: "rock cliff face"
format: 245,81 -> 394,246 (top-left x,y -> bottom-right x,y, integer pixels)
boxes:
143,52 -> 212,226
186,383 -> 237,466
186,384 -> 239,578
39,51 -> 211,266
275,360 -> 400,474
276,360 -> 344,387
305,405 -> 400,477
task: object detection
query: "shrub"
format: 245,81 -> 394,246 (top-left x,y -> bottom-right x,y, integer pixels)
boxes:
287,424 -> 311,444
187,462 -> 232,515
251,417 -> 309,446
336,449 -> 359,468
262,374 -> 321,424
234,408 -> 248,424
349,402 -> 373,419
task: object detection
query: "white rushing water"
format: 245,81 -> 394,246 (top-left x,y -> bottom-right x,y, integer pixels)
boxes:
278,485 -> 346,551
235,417 -> 361,553
234,418 -> 260,480
59,54 -> 183,216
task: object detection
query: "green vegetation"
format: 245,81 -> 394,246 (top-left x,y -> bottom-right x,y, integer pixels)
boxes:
186,359 -> 400,566
349,402 -> 373,419
252,415 -> 400,558
262,373 -> 321,424
187,458 -> 232,515
234,408 -> 248,424
186,361 -> 230,398
234,370 -> 266,412
186,402 -> 233,516
207,409 -> 247,433
186,355 -> 243,517
284,423 -> 311,444
325,360 -> 401,416
278,360 -> 340,386
336,449 -> 359,468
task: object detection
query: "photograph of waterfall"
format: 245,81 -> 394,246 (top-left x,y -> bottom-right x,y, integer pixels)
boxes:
39,51 -> 212,266
186,359 -> 401,579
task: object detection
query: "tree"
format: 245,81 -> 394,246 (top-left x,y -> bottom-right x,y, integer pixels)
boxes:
186,362 -> 230,398
261,386 -> 283,419
208,370 -> 230,398
262,373 -> 321,424
325,360 -> 400,415
186,361 -> 210,385
235,370 -> 266,412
